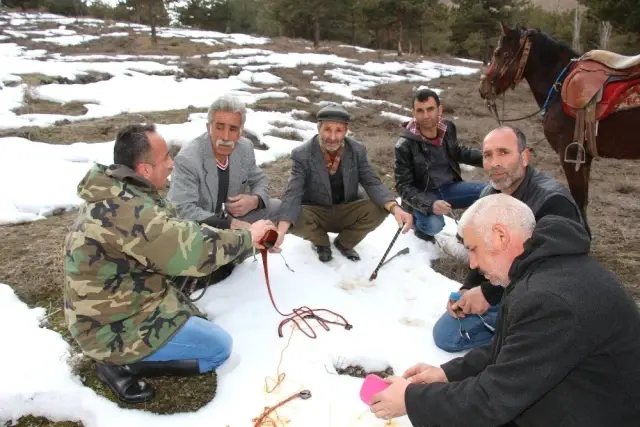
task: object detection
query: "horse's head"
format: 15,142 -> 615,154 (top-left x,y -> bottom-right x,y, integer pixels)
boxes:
479,22 -> 535,101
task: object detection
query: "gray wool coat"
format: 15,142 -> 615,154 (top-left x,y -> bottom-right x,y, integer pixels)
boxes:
167,132 -> 270,222
278,135 -> 395,225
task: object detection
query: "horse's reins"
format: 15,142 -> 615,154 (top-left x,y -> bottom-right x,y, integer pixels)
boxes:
259,230 -> 353,339
486,32 -> 545,126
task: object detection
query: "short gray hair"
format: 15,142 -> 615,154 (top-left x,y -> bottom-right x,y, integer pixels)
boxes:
207,93 -> 246,126
495,125 -> 527,152
457,193 -> 536,243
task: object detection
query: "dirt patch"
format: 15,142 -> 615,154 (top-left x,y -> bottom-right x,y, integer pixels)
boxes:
264,128 -> 305,141
13,99 -> 88,116
252,97 -> 311,114
16,72 -> 113,86
176,59 -> 240,80
71,355 -> 218,415
0,108 -> 207,144
23,33 -> 226,58
335,364 -> 395,379
261,155 -> 293,199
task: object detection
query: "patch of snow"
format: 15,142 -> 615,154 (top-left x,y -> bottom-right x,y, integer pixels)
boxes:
31,35 -> 100,46
338,44 -> 377,53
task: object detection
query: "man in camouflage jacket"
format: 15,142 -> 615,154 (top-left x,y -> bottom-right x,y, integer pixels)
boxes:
63,123 -> 276,404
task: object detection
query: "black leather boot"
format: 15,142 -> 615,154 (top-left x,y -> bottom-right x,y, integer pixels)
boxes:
124,359 -> 201,377
414,229 -> 436,243
95,363 -> 155,404
314,244 -> 333,262
334,238 -> 360,261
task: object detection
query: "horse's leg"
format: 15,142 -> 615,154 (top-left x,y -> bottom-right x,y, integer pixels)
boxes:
559,151 -> 593,228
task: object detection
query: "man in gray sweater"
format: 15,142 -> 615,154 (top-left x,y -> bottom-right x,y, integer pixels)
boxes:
167,94 -> 280,287
168,94 -> 280,230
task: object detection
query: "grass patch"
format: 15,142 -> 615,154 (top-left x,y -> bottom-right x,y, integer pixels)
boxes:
0,108 -> 207,144
13,99 -> 88,116
335,365 -> 395,379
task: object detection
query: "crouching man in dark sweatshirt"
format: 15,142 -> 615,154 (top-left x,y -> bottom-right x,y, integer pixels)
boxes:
369,193 -> 640,427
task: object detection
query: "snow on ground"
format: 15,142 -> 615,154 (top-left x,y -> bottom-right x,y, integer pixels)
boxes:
0,11 -> 480,427
0,214 -> 465,427
0,12 -> 479,130
0,109 -> 316,226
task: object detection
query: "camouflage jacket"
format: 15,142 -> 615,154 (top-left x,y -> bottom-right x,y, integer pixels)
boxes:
63,163 -> 253,365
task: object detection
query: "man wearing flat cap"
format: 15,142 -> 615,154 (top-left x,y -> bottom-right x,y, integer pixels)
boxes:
272,104 -> 413,262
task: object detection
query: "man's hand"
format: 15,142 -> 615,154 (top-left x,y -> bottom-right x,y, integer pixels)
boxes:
432,200 -> 452,216
227,194 -> 259,217
402,363 -> 448,385
392,205 -> 413,233
370,376 -> 410,421
230,218 -> 251,230
452,286 -> 490,315
447,289 -> 467,318
268,221 -> 290,253
248,220 -> 277,249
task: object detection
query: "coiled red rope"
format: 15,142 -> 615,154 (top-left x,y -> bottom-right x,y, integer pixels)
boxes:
259,230 -> 353,339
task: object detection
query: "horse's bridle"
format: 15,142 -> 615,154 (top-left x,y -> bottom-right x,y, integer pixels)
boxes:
486,29 -> 539,125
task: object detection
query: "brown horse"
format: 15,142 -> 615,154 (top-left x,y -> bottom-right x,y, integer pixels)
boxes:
478,22 -> 640,226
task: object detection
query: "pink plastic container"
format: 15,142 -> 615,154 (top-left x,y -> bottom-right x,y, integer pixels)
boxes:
359,374 -> 390,405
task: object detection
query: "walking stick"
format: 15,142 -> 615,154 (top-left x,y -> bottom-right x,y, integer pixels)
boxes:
369,226 -> 404,281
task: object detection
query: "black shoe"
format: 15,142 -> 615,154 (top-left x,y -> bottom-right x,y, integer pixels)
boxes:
415,229 -> 436,243
334,238 -> 360,261
95,363 -> 155,404
125,359 -> 201,377
314,244 -> 333,262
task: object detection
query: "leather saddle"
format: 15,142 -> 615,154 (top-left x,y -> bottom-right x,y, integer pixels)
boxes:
559,49 -> 640,165
581,49 -> 640,70
562,58 -> 640,118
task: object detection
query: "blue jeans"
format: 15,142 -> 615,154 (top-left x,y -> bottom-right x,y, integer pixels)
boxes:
413,181 -> 487,236
142,316 -> 232,373
432,304 -> 500,352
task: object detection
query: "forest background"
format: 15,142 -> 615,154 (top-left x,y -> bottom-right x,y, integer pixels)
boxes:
3,0 -> 638,64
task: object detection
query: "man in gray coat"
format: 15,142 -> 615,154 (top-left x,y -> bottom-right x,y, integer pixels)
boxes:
168,94 -> 280,231
272,104 -> 413,262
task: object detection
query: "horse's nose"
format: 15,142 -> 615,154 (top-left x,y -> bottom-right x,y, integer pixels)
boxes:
478,75 -> 489,99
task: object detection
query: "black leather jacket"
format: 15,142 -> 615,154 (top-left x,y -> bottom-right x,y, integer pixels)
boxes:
394,120 -> 482,214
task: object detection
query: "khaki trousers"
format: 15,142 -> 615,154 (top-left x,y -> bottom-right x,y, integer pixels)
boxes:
289,199 -> 388,248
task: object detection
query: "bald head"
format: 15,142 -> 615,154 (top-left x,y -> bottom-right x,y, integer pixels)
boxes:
458,193 -> 535,286
482,126 -> 530,195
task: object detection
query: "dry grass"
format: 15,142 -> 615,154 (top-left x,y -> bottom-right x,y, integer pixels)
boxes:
25,33 -> 224,58
0,108 -> 207,144
13,99 -> 88,116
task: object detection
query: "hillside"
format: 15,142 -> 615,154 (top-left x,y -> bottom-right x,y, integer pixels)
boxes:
0,9 -> 638,426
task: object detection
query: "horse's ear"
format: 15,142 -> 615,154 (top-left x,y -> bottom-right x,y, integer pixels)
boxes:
500,21 -> 511,35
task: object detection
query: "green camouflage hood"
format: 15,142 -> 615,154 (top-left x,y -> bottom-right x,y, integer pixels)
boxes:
64,163 -> 253,364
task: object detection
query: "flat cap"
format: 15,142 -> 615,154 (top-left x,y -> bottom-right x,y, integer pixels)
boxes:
316,104 -> 350,123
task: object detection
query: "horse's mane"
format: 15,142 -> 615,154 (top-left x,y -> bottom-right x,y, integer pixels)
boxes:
516,25 -> 579,62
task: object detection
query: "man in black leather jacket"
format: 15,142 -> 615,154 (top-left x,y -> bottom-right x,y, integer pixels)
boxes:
394,89 -> 485,243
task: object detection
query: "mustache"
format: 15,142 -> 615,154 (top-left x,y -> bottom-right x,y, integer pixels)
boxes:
216,139 -> 235,147
490,167 -> 507,175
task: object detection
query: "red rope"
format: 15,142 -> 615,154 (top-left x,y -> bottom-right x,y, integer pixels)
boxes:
258,232 -> 353,339
252,390 -> 312,427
